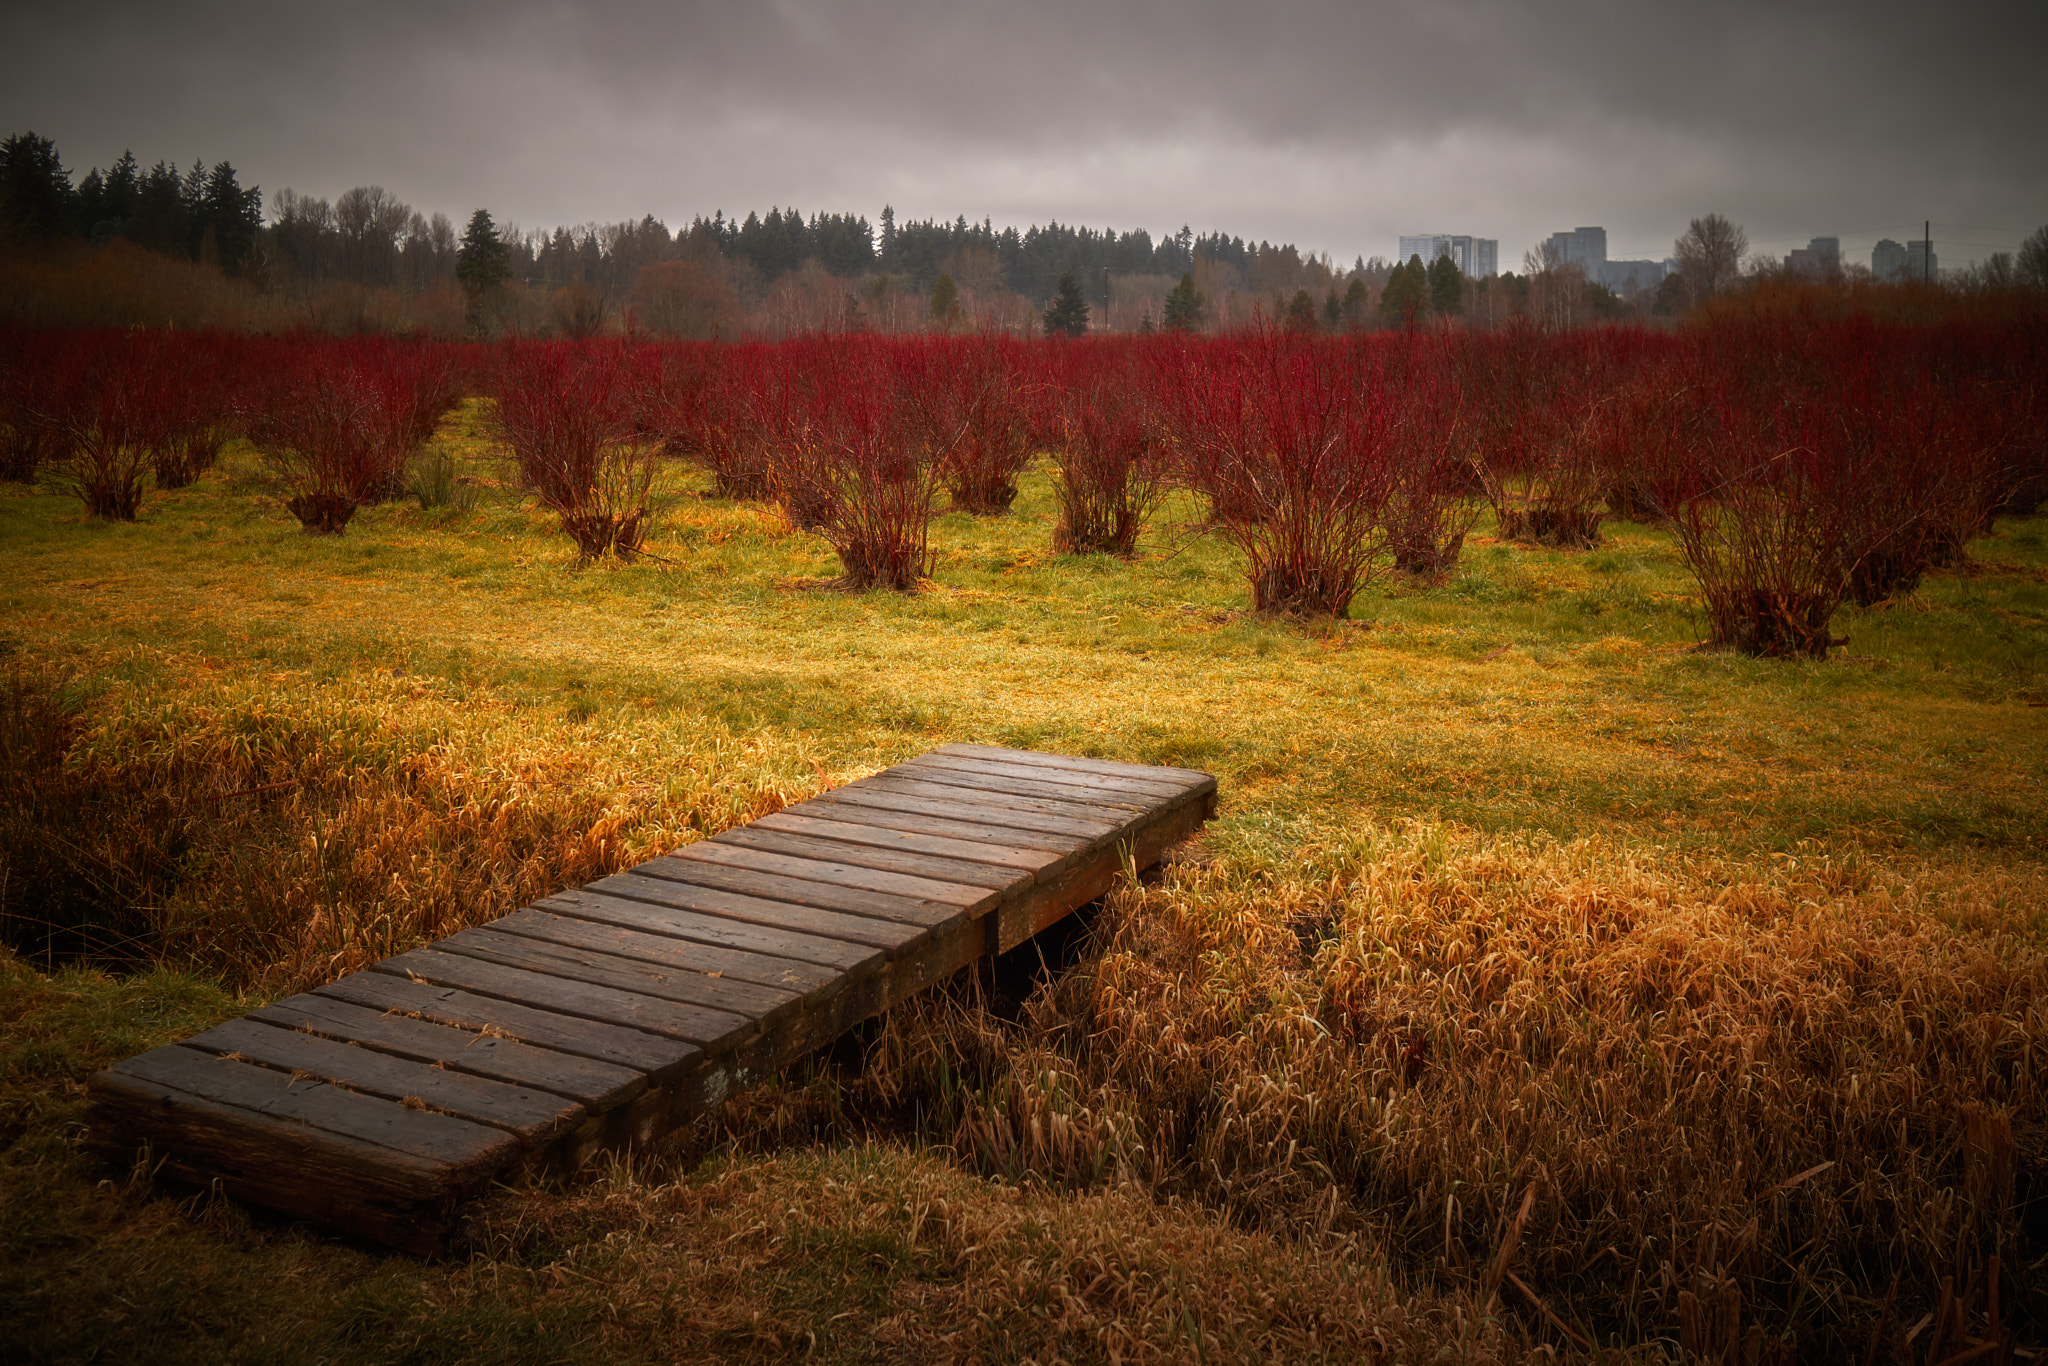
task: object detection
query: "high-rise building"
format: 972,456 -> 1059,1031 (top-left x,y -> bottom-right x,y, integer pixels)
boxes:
1905,238 -> 1938,281
1546,226 -> 1608,276
1786,237 -> 1842,278
1397,234 -> 1500,277
1872,239 -> 1908,280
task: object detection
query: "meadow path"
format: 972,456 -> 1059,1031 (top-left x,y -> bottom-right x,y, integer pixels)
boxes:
84,744 -> 1216,1253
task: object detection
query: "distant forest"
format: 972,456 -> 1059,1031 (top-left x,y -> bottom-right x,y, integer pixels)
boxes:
0,129 -> 1452,337
10,129 -> 2029,339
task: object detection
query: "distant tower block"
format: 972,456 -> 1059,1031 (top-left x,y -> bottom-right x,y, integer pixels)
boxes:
1396,234 -> 1499,276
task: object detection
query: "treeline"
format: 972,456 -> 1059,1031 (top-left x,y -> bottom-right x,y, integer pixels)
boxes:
8,128 -> 2048,342
0,128 -> 1380,337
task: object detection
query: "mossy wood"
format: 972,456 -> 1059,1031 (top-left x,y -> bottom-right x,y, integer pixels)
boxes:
85,745 -> 1216,1254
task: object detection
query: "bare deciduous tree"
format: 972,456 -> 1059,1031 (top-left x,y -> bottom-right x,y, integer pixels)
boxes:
1672,213 -> 1748,308
333,185 -> 411,287
2018,224 -> 2048,291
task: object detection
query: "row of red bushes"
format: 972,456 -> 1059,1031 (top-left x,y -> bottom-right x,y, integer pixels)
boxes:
0,329 -> 467,529
4,317 -> 2043,655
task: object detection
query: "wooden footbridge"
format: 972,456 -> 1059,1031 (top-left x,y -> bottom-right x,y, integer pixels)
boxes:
87,745 -> 1215,1253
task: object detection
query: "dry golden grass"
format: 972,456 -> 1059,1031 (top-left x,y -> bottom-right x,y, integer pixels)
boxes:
2,407 -> 2046,1361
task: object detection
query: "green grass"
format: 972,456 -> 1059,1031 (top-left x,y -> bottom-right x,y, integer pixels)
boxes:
4,400 -> 2042,859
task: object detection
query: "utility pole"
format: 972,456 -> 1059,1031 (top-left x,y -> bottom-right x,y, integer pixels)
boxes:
1102,266 -> 1111,334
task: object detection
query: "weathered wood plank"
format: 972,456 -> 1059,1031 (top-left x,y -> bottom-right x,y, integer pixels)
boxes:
936,742 -> 1213,787
247,995 -> 645,1111
181,1016 -> 584,1143
85,1068 -> 463,1255
992,786 -> 1216,952
809,783 -> 1118,842
848,775 -> 1133,832
669,840 -> 1002,910
487,907 -> 844,996
435,925 -> 802,1026
750,808 -> 1072,874
912,751 -> 1199,800
108,1045 -> 511,1175
315,972 -> 699,1079
710,825 -> 1026,890
565,877 -> 927,956
629,854 -> 968,929
884,760 -> 1160,812
372,948 -> 753,1047
790,793 -> 1095,853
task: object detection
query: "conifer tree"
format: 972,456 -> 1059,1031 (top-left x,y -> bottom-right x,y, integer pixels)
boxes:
1042,271 -> 1090,338
1163,272 -> 1205,331
1284,288 -> 1319,333
1342,277 -> 1368,330
456,209 -> 511,296
929,273 -> 959,329
1379,255 -> 1428,327
1427,254 -> 1463,315
0,132 -> 76,244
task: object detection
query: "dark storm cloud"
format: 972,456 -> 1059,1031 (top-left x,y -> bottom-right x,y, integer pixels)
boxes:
5,0 -> 2044,267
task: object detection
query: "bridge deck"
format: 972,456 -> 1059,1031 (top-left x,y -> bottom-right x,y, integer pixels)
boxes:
86,745 -> 1215,1253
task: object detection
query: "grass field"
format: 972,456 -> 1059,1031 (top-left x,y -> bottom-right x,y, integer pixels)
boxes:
3,399 -> 2046,1362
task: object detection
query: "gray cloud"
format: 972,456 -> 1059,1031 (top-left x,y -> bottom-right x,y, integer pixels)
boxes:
4,0 -> 2043,268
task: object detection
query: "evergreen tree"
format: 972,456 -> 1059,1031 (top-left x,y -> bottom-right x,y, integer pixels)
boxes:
1042,271 -> 1090,338
199,161 -> 263,274
0,132 -> 77,244
130,161 -> 188,255
1284,288 -> 1319,333
1427,254 -> 1463,315
456,208 -> 511,297
1342,278 -> 1368,330
929,272 -> 959,327
1322,289 -> 1343,330
1163,272 -> 1205,331
1379,255 -> 1428,326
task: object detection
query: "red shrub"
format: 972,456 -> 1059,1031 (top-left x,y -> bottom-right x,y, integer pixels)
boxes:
1033,339 -> 1165,557
1380,332 -> 1482,578
489,340 -> 656,560
1159,330 -> 1399,617
1462,326 -> 1615,548
1649,315 -> 2025,656
59,333 -> 165,520
244,337 -> 426,533
757,336 -> 935,589
0,327 -> 83,484
631,341 -> 779,502
906,335 -> 1033,515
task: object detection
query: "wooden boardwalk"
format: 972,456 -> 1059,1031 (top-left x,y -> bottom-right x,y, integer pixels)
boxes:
86,745 -> 1216,1253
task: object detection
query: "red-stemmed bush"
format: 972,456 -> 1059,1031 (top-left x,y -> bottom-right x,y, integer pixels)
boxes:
1160,330 -> 1399,616
1381,332 -> 1482,578
909,335 -> 1033,515
490,340 -> 656,560
1034,339 -> 1165,556
1650,316 -> 2021,655
243,337 -> 426,533
647,342 -> 776,501
758,336 -> 936,589
57,332 -> 165,520
0,327 -> 83,484
1463,327 -> 1613,548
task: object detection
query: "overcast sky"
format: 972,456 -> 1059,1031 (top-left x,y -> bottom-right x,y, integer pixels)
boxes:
5,0 -> 2044,273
